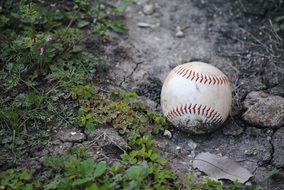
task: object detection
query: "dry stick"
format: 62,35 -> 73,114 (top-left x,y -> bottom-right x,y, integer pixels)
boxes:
239,27 -> 273,55
47,101 -> 72,126
269,19 -> 282,42
238,0 -> 246,12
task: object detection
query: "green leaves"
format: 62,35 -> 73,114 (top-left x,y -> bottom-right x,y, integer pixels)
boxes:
0,168 -> 41,190
55,28 -> 82,46
77,20 -> 90,28
114,0 -> 132,14
126,165 -> 149,181
0,108 -> 20,130
72,85 -> 94,100
107,21 -> 128,33
20,3 -> 41,24
44,152 -> 107,189
94,161 -> 107,178
13,92 -> 44,108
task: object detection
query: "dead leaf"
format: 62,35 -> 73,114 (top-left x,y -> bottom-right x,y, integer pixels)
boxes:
193,152 -> 253,183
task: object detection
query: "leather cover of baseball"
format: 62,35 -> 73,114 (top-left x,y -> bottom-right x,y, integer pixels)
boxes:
161,62 -> 232,134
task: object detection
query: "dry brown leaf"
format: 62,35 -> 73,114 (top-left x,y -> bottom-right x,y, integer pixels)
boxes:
193,152 -> 253,183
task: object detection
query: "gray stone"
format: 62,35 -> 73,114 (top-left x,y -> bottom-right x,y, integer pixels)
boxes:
163,129 -> 172,139
187,139 -> 197,151
85,127 -> 130,151
175,26 -> 184,37
56,128 -> 86,143
142,4 -> 155,15
137,22 -> 152,28
243,91 -> 284,128
53,142 -> 73,155
272,127 -> 284,167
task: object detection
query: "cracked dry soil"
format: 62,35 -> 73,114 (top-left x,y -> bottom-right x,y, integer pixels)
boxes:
94,0 -> 284,189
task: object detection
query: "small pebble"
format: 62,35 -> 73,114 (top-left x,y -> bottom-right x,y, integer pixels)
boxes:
70,132 -> 77,135
176,146 -> 181,150
100,4 -> 106,9
175,26 -> 184,38
245,182 -> 252,186
187,140 -> 197,150
137,22 -> 152,28
142,4 -> 155,15
175,31 -> 184,37
163,130 -> 172,139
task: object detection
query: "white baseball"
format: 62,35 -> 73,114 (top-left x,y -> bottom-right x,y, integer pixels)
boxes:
161,62 -> 232,134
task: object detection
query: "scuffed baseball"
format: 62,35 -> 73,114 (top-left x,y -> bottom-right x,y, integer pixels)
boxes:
161,62 -> 232,134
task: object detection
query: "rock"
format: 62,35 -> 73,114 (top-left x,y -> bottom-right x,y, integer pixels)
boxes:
53,142 -> 73,155
163,129 -> 172,139
176,30 -> 184,38
175,26 -> 184,38
137,22 -> 152,28
242,91 -> 284,128
85,127 -> 130,152
56,128 -> 86,143
138,96 -> 158,111
187,139 -> 197,151
266,86 -> 284,97
142,4 -> 155,15
272,128 -> 284,167
26,160 -> 42,174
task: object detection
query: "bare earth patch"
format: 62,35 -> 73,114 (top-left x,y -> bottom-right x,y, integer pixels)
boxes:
96,0 -> 284,189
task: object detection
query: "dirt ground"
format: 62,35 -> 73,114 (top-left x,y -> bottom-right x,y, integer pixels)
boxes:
95,0 -> 284,189
1,0 -> 282,189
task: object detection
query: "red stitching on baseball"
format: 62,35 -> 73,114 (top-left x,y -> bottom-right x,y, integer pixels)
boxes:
187,104 -> 191,113
174,65 -> 229,85
183,104 -> 187,114
208,109 -> 214,119
166,103 -> 224,124
202,106 -> 206,116
176,107 -> 181,116
197,105 -> 202,115
182,69 -> 189,77
192,104 -> 197,114
205,107 -> 210,117
180,105 -> 184,114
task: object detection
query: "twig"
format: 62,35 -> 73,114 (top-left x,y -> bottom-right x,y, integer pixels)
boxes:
239,27 -> 273,55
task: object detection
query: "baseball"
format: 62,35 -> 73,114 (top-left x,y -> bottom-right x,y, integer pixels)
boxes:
161,62 -> 232,134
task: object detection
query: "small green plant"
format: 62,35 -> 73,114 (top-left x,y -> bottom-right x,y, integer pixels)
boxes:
273,15 -> 284,32
267,168 -> 280,179
0,168 -> 41,190
43,147 -> 108,190
45,159 -> 107,190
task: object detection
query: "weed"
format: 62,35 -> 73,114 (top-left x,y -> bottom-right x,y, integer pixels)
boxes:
0,168 -> 41,190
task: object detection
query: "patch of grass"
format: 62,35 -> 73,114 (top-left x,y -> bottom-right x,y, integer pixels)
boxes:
273,15 -> 284,33
72,88 -> 167,134
0,0 -> 126,170
0,168 -> 41,190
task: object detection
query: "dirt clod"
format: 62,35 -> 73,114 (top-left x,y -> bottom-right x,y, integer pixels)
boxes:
243,91 -> 284,128
56,128 -> 86,143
